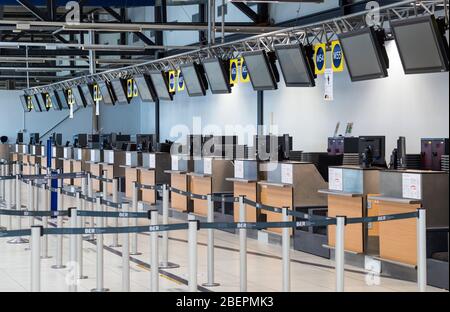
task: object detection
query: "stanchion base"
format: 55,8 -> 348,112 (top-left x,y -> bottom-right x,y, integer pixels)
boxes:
91,288 -> 109,292
7,237 -> 29,244
78,275 -> 88,280
51,265 -> 67,269
159,262 -> 180,269
202,282 -> 221,287
130,251 -> 142,256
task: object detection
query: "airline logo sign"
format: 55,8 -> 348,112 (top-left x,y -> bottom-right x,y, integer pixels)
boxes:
93,84 -> 102,102
331,40 -> 344,72
230,59 -> 239,85
127,79 -> 139,98
26,96 -> 33,110
314,43 -> 326,75
67,89 -> 75,106
168,70 -> 176,93
240,58 -> 250,83
177,70 -> 185,91
45,94 -> 52,109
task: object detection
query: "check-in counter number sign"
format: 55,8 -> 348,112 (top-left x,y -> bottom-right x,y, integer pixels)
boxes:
204,158 -> 212,175
402,173 -> 422,200
281,164 -> 293,184
329,168 -> 343,191
149,154 -> 156,169
235,160 -> 244,179
171,157 -> 179,171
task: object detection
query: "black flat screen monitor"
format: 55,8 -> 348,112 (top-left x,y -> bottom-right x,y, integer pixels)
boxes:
50,91 -> 63,110
80,84 -> 95,106
338,27 -> 389,81
31,94 -> 42,112
98,81 -> 117,105
20,95 -> 32,112
134,74 -> 157,102
358,136 -> 386,167
36,94 -> 46,111
391,15 -> 449,74
275,44 -> 316,87
202,58 -> 232,94
179,62 -> 208,97
111,78 -> 131,104
71,86 -> 87,107
242,50 -> 279,91
149,71 -> 173,101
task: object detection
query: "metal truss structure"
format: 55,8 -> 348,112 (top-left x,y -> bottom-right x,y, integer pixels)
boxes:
25,0 -> 449,96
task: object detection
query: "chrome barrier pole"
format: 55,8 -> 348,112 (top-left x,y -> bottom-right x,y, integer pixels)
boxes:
202,194 -> 219,287
52,187 -> 66,269
12,163 -> 16,212
76,192 -> 87,279
121,203 -> 130,292
91,197 -> 109,292
87,175 -> 95,241
33,164 -> 39,225
150,209 -> 159,292
41,180 -> 51,259
160,184 -> 178,269
69,208 -> 78,292
28,180 -> 34,228
8,166 -> 28,244
417,208 -> 427,292
335,216 -> 345,292
239,195 -> 247,292
0,164 -> 4,202
110,178 -> 120,247
188,214 -> 198,292
5,165 -> 12,230
80,176 -> 88,239
130,182 -> 141,255
282,207 -> 291,292
30,225 -> 42,292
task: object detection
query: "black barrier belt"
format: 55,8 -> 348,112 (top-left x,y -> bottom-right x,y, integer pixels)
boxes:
169,187 -> 192,198
201,219 -> 336,230
243,198 -> 283,214
210,195 -> 239,203
135,183 -> 157,191
0,175 -> 15,181
0,209 -> 69,217
90,175 -> 113,183
76,210 -> 147,218
287,209 -> 331,221
61,189 -> 79,198
346,211 -> 419,225
43,223 -> 189,235
21,172 -> 87,181
0,229 -> 31,238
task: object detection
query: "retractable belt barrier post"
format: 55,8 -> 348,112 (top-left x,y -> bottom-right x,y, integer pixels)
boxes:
130,182 -> 141,255
282,207 -> 291,292
76,192 -> 87,279
5,165 -> 12,231
27,180 -> 34,228
30,225 -> 42,292
150,209 -> 159,292
8,166 -> 28,244
417,208 -> 427,292
0,164 -> 4,202
12,164 -> 16,214
160,184 -> 178,269
110,178 -> 120,248
69,208 -> 77,292
41,180 -> 51,259
188,214 -> 198,292
92,197 -> 109,292
87,175 -> 95,241
121,203 -> 130,292
52,187 -> 66,269
335,216 -> 346,292
239,196 -> 247,292
203,194 -> 219,287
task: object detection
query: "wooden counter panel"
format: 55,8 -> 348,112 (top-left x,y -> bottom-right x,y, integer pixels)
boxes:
233,181 -> 258,223
367,194 -> 381,237
327,195 -> 364,253
90,163 -> 102,193
140,169 -> 156,205
63,159 -> 73,185
190,175 -> 211,217
73,161 -> 83,187
102,164 -> 114,195
378,201 -> 420,265
171,173 -> 190,212
125,167 -> 140,199
259,185 -> 293,234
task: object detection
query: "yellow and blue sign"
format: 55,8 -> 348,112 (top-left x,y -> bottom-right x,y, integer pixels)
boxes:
133,79 -> 139,97
240,58 -> 250,83
331,40 -> 344,72
27,96 -> 33,110
314,43 -> 326,75
127,79 -> 134,98
177,70 -> 185,91
168,70 -> 176,93
45,94 -> 52,110
67,89 -> 75,106
230,59 -> 239,85
93,84 -> 102,102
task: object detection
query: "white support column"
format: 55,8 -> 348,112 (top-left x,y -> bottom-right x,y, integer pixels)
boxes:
202,194 -> 219,287
130,182 -> 141,255
121,203 -> 130,292
30,226 -> 42,292
110,178 -> 120,247
91,197 -> 109,292
8,166 -> 28,244
282,207 -> 291,292
335,216 -> 346,292
150,209 -> 159,292
239,196 -> 247,292
52,187 -> 65,269
188,214 -> 198,292
69,208 -> 78,292
41,180 -> 51,259
76,192 -> 87,279
417,208 -> 427,292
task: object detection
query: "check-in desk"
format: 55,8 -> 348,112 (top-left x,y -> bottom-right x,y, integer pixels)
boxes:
367,170 -> 449,265
50,146 -> 64,170
259,161 -> 328,234
70,148 -> 86,187
11,144 -> 21,163
165,155 -> 194,212
319,166 -> 380,254
28,145 -> 42,174
60,147 -> 74,185
226,159 -> 262,223
85,149 -> 103,192
187,157 -> 234,217
0,144 -> 10,162
21,145 -> 32,175
121,151 -> 142,199
100,149 -> 126,195
137,152 -> 171,205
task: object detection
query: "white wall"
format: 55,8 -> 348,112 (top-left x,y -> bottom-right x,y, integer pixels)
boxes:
264,40 -> 449,155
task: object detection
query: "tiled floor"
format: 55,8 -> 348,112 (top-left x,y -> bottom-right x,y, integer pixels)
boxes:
0,182 -> 447,292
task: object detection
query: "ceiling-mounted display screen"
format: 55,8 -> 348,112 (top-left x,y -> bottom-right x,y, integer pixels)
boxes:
98,81 -> 117,105
55,90 -> 69,109
338,27 -> 389,81
149,71 -> 173,101
275,44 -> 316,87
50,91 -> 63,111
20,95 -> 32,112
202,58 -> 232,94
134,74 -> 157,102
179,62 -> 208,97
42,93 -> 53,111
111,78 -> 131,104
391,15 -> 449,74
242,50 -> 279,91
71,86 -> 87,107
31,94 -> 42,112
80,84 -> 95,106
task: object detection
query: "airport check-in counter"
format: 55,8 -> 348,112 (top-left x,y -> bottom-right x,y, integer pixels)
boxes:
187,157 -> 234,217
100,149 -> 127,195
121,151 -> 142,199
19,144 -> 32,175
50,146 -> 64,171
165,155 -> 195,213
11,144 -> 21,163
137,152 -> 171,205
367,170 -> 449,265
71,148 -> 87,187
28,145 -> 42,172
226,159 -> 263,223
259,161 -> 328,235
85,149 -> 103,192
60,146 -> 75,185
0,144 -> 10,162
319,166 -> 380,254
